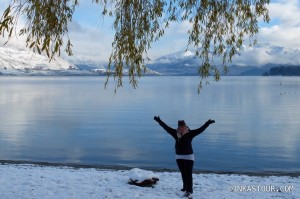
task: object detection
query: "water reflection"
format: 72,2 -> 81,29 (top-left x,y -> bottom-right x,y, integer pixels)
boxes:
0,76 -> 299,172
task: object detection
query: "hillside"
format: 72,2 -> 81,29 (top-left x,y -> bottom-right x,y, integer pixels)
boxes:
263,66 -> 300,76
0,47 -> 79,75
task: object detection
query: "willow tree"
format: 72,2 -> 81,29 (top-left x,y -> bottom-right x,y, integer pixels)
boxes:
0,0 -> 270,92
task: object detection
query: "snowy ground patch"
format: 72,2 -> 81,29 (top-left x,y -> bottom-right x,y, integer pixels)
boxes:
0,164 -> 299,199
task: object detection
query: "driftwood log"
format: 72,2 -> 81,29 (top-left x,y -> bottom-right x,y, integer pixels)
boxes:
128,177 -> 159,187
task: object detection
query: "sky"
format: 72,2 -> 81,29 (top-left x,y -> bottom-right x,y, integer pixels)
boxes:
1,0 -> 300,64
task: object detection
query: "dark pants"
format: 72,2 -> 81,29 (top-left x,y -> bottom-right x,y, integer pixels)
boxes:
176,159 -> 194,193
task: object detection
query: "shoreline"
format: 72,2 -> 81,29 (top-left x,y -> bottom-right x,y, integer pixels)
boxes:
1,163 -> 299,199
1,159 -> 299,177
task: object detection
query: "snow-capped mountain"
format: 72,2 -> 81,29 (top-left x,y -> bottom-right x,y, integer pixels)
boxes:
154,50 -> 195,64
147,43 -> 300,75
70,60 -> 108,74
0,46 -> 79,75
148,50 -> 201,75
0,47 -> 76,70
0,46 -> 160,76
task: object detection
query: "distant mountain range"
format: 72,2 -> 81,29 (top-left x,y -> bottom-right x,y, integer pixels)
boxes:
146,43 -> 300,76
1,43 -> 300,76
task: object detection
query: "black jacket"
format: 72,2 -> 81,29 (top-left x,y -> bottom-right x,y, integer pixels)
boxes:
157,119 -> 210,155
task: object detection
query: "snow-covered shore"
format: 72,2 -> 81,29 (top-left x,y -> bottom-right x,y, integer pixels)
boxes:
0,164 -> 299,199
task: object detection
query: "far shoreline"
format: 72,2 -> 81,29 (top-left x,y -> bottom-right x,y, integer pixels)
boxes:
1,159 -> 299,177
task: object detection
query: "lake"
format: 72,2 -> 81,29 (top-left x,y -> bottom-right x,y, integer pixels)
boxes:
0,76 -> 299,174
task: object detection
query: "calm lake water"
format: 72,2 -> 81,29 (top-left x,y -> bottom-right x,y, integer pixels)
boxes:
0,76 -> 299,173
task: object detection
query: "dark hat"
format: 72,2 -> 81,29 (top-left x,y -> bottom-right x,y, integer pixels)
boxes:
178,120 -> 186,126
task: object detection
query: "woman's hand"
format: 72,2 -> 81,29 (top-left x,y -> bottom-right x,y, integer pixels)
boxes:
206,119 -> 215,125
154,116 -> 161,122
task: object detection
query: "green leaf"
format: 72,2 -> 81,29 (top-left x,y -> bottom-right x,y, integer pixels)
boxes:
29,42 -> 35,48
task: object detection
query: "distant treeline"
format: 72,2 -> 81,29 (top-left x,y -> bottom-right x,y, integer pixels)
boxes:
263,66 -> 300,76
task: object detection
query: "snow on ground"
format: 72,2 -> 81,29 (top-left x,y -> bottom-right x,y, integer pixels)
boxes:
0,164 -> 299,199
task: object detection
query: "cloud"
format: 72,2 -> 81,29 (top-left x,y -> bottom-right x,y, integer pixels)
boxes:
231,43 -> 300,66
257,0 -> 300,48
148,21 -> 191,60
259,26 -> 300,48
268,0 -> 300,27
64,20 -> 114,63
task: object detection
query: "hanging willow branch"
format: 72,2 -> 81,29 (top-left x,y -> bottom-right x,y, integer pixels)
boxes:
0,0 -> 270,92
